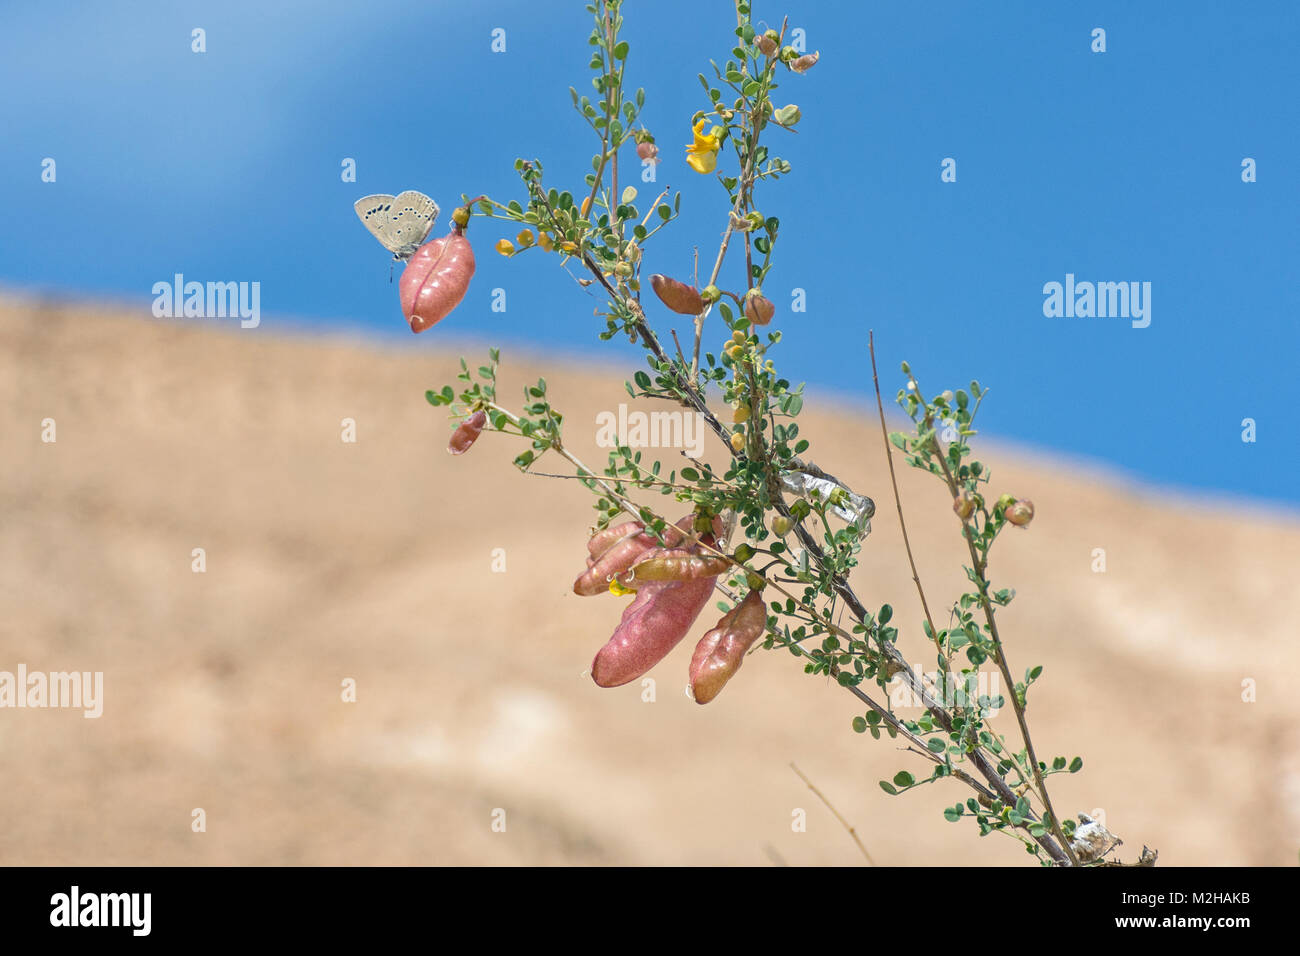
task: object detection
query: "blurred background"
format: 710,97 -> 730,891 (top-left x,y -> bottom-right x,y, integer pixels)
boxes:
0,0 -> 1297,864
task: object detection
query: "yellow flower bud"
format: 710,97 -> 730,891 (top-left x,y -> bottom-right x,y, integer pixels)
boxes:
538,232 -> 555,252
732,404 -> 750,423
771,515 -> 793,537
729,431 -> 746,453
516,229 -> 534,247
495,239 -> 515,256
451,206 -> 470,228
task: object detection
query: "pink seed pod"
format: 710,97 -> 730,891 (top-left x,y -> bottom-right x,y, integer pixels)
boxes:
399,230 -> 476,333
447,410 -> 487,455
636,141 -> 659,164
688,588 -> 768,704
573,515 -> 693,597
744,292 -> 776,326
587,520 -> 644,558
650,274 -> 706,315
627,551 -> 730,583
590,571 -> 718,688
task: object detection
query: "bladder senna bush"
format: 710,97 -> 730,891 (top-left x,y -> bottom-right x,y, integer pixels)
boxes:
416,0 -> 1145,867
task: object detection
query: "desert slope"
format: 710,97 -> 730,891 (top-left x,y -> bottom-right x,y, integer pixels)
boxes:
1,294 -> 1297,866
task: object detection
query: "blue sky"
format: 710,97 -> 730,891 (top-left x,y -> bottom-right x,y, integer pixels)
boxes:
2,0 -> 1296,506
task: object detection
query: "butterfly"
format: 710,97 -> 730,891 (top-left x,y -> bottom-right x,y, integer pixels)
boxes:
354,191 -> 439,261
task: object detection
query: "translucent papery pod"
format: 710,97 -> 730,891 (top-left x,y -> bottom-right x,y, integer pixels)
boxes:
716,508 -> 740,551
688,588 -> 768,704
623,549 -> 730,588
780,469 -> 875,540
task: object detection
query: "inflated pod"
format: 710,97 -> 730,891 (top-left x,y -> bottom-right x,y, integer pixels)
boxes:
627,551 -> 730,583
744,292 -> 775,326
650,274 -> 706,315
590,570 -> 718,688
587,520 -> 644,558
573,515 -> 692,597
399,230 -> 476,332
447,410 -> 487,455
688,588 -> 768,704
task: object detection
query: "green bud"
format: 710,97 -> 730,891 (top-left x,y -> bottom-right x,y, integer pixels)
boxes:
701,284 -> 722,304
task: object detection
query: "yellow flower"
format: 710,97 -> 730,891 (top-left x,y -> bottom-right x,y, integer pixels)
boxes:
608,578 -> 636,597
686,119 -> 721,174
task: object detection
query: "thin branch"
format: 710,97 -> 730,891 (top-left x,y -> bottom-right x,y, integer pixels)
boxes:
905,369 -> 1080,866
868,332 -> 943,659
790,762 -> 875,865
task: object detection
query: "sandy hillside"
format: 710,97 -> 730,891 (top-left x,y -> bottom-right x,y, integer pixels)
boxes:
1,294 -> 1297,866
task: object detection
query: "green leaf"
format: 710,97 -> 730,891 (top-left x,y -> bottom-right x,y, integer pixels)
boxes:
879,781 -> 898,796
892,771 -> 914,788
852,716 -> 867,734
1069,757 -> 1083,773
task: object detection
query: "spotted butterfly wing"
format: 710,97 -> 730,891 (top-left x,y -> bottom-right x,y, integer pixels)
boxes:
354,190 -> 440,261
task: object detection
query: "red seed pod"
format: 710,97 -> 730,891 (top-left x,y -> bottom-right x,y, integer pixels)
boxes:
1005,499 -> 1035,527
399,230 -> 476,333
573,515 -> 693,597
591,548 -> 720,688
628,551 -> 730,583
744,292 -> 775,326
587,520 -> 644,558
650,274 -> 706,315
688,588 -> 767,704
636,141 -> 660,164
447,410 -> 487,455
788,51 -> 820,73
